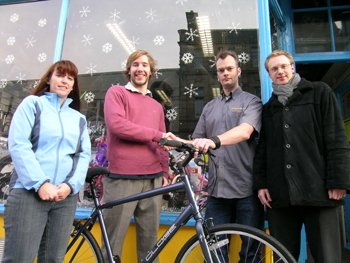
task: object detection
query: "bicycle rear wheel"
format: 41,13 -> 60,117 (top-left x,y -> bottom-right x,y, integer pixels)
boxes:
175,223 -> 296,263
64,220 -> 104,263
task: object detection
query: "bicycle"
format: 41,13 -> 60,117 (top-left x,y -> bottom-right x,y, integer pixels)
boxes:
65,138 -> 296,263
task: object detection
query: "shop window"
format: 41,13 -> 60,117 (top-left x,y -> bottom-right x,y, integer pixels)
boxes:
0,1 -> 262,210
292,2 -> 350,53
332,9 -> 350,51
293,11 -> 332,53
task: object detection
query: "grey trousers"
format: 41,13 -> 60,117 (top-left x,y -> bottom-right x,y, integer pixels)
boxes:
100,176 -> 163,263
3,188 -> 78,263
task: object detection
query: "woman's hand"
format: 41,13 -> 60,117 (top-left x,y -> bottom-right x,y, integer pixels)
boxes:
55,183 -> 72,201
38,182 -> 58,201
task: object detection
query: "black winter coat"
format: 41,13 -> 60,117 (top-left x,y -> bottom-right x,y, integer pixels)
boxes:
253,78 -> 350,209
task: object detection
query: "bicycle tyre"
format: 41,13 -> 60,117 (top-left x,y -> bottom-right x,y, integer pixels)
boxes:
64,220 -> 104,263
175,223 -> 296,263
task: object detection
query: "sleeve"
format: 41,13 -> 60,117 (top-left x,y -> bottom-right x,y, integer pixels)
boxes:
253,122 -> 268,192
8,96 -> 50,191
104,87 -> 163,143
65,117 -> 91,195
320,84 -> 350,190
239,96 -> 262,133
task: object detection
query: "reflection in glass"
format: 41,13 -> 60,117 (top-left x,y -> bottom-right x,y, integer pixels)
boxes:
293,11 -> 332,53
331,0 -> 350,6
332,9 -> 350,51
291,0 -> 327,9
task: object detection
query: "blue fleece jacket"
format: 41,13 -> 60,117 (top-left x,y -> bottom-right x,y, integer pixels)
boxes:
8,92 -> 91,195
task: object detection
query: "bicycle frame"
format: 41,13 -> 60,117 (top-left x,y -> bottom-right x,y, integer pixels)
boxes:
67,146 -> 216,263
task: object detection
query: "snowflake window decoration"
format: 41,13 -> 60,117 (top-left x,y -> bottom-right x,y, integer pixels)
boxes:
131,36 -> 140,49
84,91 -> 95,104
7,37 -> 15,46
5,55 -> 15,64
10,13 -> 19,23
16,73 -> 26,84
154,69 -> 163,79
166,107 -> 178,121
121,60 -> 127,70
32,80 -> 39,89
185,28 -> 199,42
0,80 -> 7,89
176,0 -> 188,5
79,6 -> 90,17
86,63 -> 97,76
82,35 -> 93,46
109,10 -> 120,21
25,37 -> 36,48
238,52 -> 250,64
228,22 -> 241,35
102,43 -> 112,53
38,19 -> 47,27
184,83 -> 199,98
181,52 -> 194,64
153,36 -> 165,46
145,9 -> 157,21
209,56 -> 217,68
38,53 -> 47,63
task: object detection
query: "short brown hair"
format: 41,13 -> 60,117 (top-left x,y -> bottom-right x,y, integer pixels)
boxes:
122,50 -> 157,82
31,60 -> 81,111
215,50 -> 239,68
265,50 -> 294,72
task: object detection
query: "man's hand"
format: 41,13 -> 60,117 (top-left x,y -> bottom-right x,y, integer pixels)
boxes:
258,188 -> 272,208
328,189 -> 346,200
192,138 -> 215,153
55,183 -> 72,201
162,177 -> 169,187
38,182 -> 58,201
164,132 -> 178,140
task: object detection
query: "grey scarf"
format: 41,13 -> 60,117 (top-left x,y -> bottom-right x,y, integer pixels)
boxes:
272,73 -> 301,105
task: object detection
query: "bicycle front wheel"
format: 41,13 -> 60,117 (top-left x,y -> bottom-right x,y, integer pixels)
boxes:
175,223 -> 296,263
64,220 -> 104,263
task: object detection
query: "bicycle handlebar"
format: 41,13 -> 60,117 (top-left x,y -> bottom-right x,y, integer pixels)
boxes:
159,138 -> 187,148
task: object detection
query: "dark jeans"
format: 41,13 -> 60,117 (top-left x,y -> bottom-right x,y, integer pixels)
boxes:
267,205 -> 341,263
3,188 -> 78,263
205,195 -> 264,263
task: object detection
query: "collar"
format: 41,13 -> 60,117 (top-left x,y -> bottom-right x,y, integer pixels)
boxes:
220,86 -> 242,101
44,92 -> 72,110
125,82 -> 152,96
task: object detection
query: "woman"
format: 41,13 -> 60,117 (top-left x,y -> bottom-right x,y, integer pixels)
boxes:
3,60 -> 91,262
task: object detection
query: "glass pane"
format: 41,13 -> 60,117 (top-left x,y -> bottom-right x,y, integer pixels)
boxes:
0,0 -> 62,134
332,9 -> 350,51
331,0 -> 350,6
270,15 -> 278,51
291,0 -> 327,9
0,0 -> 261,211
61,0 -> 261,139
293,11 -> 332,53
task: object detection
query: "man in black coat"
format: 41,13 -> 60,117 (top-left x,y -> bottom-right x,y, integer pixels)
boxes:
253,50 -> 350,262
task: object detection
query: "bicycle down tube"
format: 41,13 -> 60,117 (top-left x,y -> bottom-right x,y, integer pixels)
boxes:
67,140 -> 216,263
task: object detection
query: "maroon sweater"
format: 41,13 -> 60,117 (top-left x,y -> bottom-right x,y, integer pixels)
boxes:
104,84 -> 168,178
